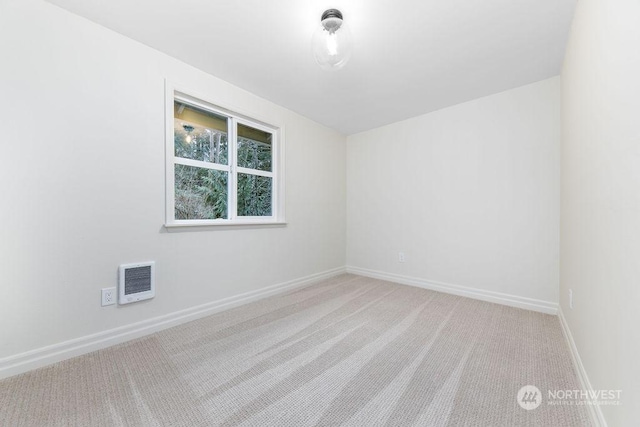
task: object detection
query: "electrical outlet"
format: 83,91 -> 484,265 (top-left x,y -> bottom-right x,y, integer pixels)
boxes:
102,287 -> 116,306
569,289 -> 573,310
398,252 -> 406,263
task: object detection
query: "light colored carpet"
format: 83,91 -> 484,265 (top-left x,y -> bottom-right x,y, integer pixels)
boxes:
0,274 -> 590,426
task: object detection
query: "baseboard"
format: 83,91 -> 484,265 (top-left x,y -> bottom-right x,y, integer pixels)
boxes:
0,266 -> 347,380
558,307 -> 607,427
346,266 -> 558,315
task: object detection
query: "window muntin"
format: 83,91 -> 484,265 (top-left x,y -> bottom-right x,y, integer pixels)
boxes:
167,91 -> 281,226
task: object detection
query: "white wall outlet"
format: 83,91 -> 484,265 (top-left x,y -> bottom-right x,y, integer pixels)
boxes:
569,289 -> 573,310
102,287 -> 116,306
398,252 -> 406,263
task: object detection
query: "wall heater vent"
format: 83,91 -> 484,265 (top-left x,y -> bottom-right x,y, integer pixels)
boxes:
119,262 -> 155,305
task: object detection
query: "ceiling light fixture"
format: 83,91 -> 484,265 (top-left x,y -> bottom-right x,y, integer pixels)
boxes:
312,9 -> 352,71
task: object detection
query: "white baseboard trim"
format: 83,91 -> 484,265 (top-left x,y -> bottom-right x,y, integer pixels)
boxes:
0,266 -> 347,380
558,307 -> 607,427
346,266 -> 558,315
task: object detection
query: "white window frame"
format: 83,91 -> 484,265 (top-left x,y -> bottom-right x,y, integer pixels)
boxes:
165,82 -> 285,228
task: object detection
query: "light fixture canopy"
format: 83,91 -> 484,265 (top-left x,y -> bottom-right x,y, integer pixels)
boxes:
312,8 -> 352,71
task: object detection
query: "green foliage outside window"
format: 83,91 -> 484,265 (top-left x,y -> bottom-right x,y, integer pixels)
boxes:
174,125 -> 272,219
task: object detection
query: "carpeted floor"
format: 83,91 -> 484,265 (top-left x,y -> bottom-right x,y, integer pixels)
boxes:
0,274 -> 590,426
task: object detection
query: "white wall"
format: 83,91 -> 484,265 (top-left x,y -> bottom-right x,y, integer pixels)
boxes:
347,78 -> 561,310
561,0 -> 640,424
0,0 -> 346,364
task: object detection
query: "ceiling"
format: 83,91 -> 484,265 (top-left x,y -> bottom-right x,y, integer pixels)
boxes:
47,0 -> 577,135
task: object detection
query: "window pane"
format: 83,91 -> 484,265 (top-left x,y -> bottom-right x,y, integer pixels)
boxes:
237,123 -> 272,172
175,164 -> 228,220
174,101 -> 228,165
237,173 -> 272,217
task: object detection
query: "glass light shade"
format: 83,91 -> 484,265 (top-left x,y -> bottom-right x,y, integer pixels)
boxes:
312,12 -> 352,71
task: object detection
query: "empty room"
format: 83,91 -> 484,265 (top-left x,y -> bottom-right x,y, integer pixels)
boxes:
0,0 -> 637,426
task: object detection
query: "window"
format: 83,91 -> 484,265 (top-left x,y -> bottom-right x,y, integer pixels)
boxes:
165,88 -> 283,226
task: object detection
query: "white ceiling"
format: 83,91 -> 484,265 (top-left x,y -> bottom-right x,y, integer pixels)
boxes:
47,0 -> 576,135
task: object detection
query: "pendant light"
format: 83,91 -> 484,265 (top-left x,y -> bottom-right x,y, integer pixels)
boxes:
312,9 -> 352,71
